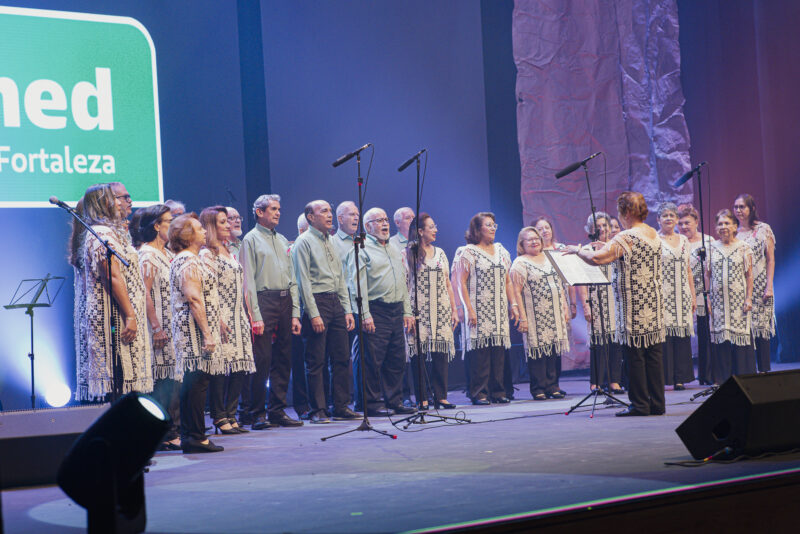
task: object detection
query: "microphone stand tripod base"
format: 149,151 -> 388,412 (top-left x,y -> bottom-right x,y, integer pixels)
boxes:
565,387 -> 628,418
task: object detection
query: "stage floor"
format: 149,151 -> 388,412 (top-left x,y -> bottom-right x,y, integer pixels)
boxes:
4,363 -> 800,533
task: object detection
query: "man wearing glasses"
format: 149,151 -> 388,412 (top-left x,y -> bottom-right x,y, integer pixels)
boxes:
348,208 -> 416,417
225,206 -> 244,257
110,182 -> 133,230
292,200 -> 358,423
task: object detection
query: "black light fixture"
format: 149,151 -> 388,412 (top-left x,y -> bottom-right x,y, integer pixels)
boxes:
57,392 -> 171,534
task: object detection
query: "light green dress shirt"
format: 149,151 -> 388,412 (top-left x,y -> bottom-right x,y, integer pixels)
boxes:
292,226 -> 352,319
389,232 -> 408,253
239,224 -> 300,321
332,228 -> 355,261
347,233 -> 412,320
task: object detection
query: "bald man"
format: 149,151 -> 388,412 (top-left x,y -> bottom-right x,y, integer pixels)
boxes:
292,200 -> 358,423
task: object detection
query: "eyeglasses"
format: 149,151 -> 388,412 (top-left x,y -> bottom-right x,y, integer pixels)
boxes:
484,223 -> 498,230
227,216 -> 242,222
423,224 -> 438,231
115,194 -> 132,201
367,217 -> 390,224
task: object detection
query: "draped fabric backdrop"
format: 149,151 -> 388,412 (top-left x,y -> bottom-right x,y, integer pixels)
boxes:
514,0 -> 691,245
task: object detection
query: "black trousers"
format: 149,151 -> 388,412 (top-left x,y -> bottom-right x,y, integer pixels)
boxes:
361,301 -> 406,410
623,343 -> 665,415
302,292 -> 350,413
662,335 -> 695,385
408,352 -> 450,404
528,348 -> 560,396
503,349 -> 515,398
712,340 -> 756,384
152,377 -> 181,440
180,369 -> 211,441
466,345 -> 505,401
696,314 -> 712,383
209,372 -> 247,421
755,336 -> 771,373
290,332 -> 310,414
248,290 -> 293,420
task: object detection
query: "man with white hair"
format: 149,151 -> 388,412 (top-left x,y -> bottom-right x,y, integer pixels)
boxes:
240,194 -> 303,429
389,207 -> 414,252
226,206 -> 243,256
348,207 -> 416,417
332,201 -> 359,260
293,200 -> 357,423
297,212 -> 309,235
164,199 -> 186,216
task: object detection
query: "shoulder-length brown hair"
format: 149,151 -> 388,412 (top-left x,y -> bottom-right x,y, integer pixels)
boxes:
199,205 -> 228,255
168,213 -> 200,253
465,212 -> 495,245
406,212 -> 433,271
68,183 -> 120,267
735,193 -> 760,228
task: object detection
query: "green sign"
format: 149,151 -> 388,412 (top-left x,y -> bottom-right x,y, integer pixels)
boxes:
0,6 -> 162,207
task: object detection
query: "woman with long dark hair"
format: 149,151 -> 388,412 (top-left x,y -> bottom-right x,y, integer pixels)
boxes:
132,204 -> 180,450
734,194 -> 775,373
200,206 -> 255,434
455,212 -> 520,405
70,183 -> 152,401
404,213 -> 458,409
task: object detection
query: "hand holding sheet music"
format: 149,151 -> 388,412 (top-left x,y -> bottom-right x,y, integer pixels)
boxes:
545,248 -> 610,286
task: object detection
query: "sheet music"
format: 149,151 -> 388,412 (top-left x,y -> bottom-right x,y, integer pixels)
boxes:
545,249 -> 610,286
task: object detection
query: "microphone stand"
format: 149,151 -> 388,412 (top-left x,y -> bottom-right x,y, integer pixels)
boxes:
54,202 -> 129,403
684,165 -> 716,401
394,153 -> 466,429
323,149 -> 396,441
566,163 -> 628,417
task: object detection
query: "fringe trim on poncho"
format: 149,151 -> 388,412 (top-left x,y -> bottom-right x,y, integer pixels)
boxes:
465,334 -> 511,352
616,329 -> 666,349
525,339 -> 570,360
710,330 -> 752,347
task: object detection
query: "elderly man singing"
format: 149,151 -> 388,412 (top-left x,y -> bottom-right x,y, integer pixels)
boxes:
293,200 -> 358,423
348,208 -> 417,417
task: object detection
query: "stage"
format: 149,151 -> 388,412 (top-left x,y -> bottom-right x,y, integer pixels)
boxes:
3,363 -> 800,533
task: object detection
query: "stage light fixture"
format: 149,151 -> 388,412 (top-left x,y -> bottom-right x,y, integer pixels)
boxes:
57,392 -> 171,534
45,383 -> 71,407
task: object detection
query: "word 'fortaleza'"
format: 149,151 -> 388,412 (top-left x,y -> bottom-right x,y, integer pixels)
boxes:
0,146 -> 115,174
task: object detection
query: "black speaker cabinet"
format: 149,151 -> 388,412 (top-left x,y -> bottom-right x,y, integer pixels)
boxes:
676,370 -> 800,460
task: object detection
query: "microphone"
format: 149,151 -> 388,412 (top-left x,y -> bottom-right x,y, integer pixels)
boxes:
332,143 -> 372,168
397,149 -> 426,172
49,196 -> 73,210
554,152 -> 602,179
673,161 -> 708,188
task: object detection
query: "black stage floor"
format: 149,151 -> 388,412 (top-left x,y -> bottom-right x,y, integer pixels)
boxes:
4,363 -> 800,533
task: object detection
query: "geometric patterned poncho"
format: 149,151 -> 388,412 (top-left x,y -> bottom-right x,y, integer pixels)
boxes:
609,228 -> 666,349
510,256 -> 570,359
456,243 -> 512,352
404,246 -> 456,360
138,244 -> 176,380
200,248 -> 255,375
169,250 -> 225,379
688,233 -> 711,317
585,261 -> 616,346
737,222 -> 776,340
660,233 -> 694,338
75,225 -> 153,401
707,239 -> 754,347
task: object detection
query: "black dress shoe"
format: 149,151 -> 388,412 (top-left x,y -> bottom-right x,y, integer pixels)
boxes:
332,407 -> 359,420
251,419 -> 275,430
390,404 -> 417,415
674,384 -> 686,391
435,401 -> 457,409
547,392 -> 564,399
471,398 -> 490,406
615,407 -> 649,417
610,387 -> 625,394
650,408 -> 665,415
494,397 -> 511,404
366,408 -> 394,417
182,437 -> 224,453
309,411 -> 332,424
269,414 -> 304,427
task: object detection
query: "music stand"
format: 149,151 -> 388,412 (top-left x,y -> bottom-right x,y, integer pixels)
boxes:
4,273 -> 66,409
545,251 -> 629,416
